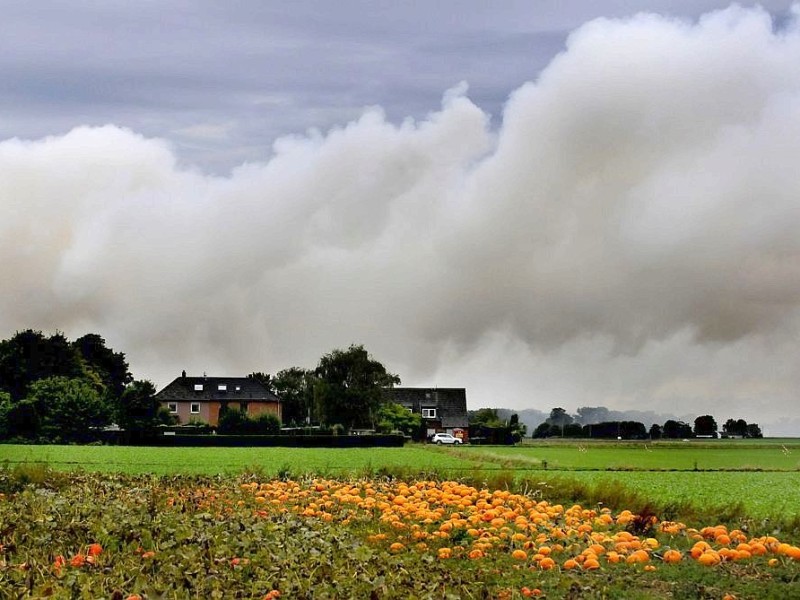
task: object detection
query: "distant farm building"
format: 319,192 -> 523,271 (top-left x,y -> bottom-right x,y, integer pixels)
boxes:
384,387 -> 468,440
156,371 -> 281,426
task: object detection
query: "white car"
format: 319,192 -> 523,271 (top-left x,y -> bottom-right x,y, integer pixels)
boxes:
431,433 -> 463,445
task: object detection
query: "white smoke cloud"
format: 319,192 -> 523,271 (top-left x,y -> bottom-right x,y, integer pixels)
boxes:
2,5 -> 800,432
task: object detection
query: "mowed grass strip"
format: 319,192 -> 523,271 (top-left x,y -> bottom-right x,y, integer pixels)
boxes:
0,444 -> 488,476
459,441 -> 800,471
530,471 -> 800,524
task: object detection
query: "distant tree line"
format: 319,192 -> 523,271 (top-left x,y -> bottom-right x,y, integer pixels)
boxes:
1,328 -> 767,444
530,407 -> 762,440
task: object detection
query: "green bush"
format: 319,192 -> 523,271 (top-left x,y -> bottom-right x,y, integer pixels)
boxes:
253,413 -> 281,435
217,409 -> 281,435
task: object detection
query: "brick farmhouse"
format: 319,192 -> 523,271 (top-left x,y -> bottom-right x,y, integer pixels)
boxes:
156,371 -> 281,426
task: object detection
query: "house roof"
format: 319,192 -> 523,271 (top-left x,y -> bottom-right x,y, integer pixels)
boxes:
156,375 -> 280,403
384,387 -> 468,429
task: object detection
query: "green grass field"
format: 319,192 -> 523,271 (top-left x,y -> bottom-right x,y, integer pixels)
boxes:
533,471 -> 800,522
0,444 -> 488,476
459,439 -> 800,471
2,440 -> 799,525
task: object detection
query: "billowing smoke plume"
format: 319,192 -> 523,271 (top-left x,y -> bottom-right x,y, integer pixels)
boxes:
3,5 -> 800,433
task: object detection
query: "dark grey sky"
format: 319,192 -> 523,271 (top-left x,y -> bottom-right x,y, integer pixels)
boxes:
2,1 -> 793,172
3,1 -> 800,435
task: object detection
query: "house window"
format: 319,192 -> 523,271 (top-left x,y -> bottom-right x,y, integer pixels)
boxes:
235,385 -> 241,392
190,403 -> 200,414
194,384 -> 203,391
218,384 -> 227,392
422,408 -> 437,419
167,402 -> 178,414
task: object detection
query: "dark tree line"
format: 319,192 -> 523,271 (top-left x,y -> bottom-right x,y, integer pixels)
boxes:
721,418 -> 763,438
530,407 -> 763,439
0,330 -> 169,442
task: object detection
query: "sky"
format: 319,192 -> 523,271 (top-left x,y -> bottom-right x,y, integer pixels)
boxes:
2,1 -> 800,435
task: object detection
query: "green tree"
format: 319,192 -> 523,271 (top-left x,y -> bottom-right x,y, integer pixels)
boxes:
376,402 -> 423,437
0,390 -> 12,439
546,407 -> 574,429
662,420 -> 693,439
272,367 -> 316,425
247,372 -> 276,394
217,410 -> 281,435
722,418 -> 748,437
73,334 -> 132,400
746,423 -> 763,438
532,422 -> 556,438
252,412 -> 281,434
469,408 -> 504,427
693,414 -> 718,437
575,406 -> 611,425
0,330 -> 84,400
314,344 -> 399,430
509,413 -> 527,439
217,407 -> 248,434
116,380 -> 172,434
26,377 -> 110,442
536,407 -> 575,437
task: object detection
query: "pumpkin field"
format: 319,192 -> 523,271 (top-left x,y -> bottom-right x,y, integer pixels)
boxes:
1,440 -> 798,598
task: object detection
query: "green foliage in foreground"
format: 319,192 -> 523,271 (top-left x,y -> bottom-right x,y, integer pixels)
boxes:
0,471 -> 797,599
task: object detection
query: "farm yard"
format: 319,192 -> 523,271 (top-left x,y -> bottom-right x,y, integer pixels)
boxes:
1,440 -> 799,598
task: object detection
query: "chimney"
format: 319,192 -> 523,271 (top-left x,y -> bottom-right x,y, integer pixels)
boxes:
181,370 -> 187,380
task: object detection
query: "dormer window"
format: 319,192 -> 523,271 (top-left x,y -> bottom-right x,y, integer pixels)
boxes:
218,384 -> 227,392
194,384 -> 203,391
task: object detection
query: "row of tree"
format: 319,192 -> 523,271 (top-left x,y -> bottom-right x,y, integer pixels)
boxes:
0,330 -> 169,442
531,408 -> 762,439
0,331 -> 407,442
248,344 -> 403,433
3,328 -> 766,443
